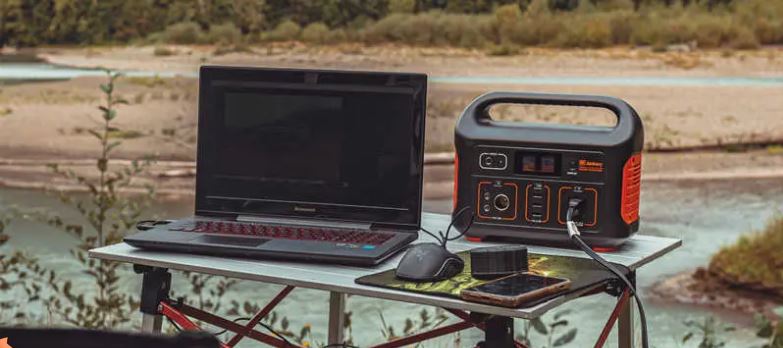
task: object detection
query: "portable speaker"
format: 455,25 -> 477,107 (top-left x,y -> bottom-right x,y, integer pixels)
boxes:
452,92 -> 644,247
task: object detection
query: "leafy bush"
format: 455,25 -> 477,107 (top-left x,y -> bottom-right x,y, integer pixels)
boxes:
681,316 -> 734,348
153,46 -> 176,56
388,0 -> 416,13
301,22 -> 331,44
709,215 -> 783,297
755,307 -> 783,348
730,27 -> 761,49
266,20 -> 301,41
206,22 -> 243,45
553,14 -> 613,48
161,21 -> 205,44
362,11 -> 494,47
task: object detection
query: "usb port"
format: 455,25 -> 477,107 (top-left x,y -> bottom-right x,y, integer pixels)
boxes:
531,213 -> 543,220
531,203 -> 543,209
532,195 -> 544,200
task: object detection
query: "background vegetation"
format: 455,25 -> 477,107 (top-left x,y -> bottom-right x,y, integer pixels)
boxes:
1,0 -> 782,51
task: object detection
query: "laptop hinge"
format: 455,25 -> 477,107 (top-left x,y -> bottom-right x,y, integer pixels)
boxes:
236,215 -> 372,230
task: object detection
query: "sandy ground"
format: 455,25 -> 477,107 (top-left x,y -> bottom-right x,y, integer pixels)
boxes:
1,45 -> 783,195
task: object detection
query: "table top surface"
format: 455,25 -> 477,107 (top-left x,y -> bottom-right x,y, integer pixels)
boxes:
89,212 -> 681,319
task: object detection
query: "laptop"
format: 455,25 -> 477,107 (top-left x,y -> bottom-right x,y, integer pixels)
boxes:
125,66 -> 428,266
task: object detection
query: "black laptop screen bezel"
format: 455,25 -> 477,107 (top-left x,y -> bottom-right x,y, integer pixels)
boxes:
195,66 -> 427,230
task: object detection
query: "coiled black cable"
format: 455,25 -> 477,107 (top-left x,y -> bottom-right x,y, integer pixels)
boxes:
566,198 -> 649,348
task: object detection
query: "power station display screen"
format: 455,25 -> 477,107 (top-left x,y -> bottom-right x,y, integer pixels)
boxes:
514,151 -> 561,176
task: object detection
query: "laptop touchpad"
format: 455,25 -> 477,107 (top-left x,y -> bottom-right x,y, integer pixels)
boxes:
194,235 -> 267,248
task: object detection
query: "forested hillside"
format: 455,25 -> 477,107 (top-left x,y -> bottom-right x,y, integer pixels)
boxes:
1,0 -> 781,49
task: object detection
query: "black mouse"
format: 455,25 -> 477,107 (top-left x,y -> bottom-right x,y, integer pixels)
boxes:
395,243 -> 465,282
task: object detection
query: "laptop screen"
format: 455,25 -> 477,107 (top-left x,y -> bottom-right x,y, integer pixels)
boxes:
196,67 -> 427,228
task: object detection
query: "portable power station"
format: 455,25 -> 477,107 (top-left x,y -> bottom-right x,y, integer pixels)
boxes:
452,92 -> 644,247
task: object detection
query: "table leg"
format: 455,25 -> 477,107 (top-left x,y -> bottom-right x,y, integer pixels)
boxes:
141,313 -> 163,333
328,291 -> 346,345
135,265 -> 171,334
481,316 -> 515,348
618,271 -> 637,348
618,297 -> 635,348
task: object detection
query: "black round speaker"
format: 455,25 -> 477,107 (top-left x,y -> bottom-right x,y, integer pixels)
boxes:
469,245 -> 529,279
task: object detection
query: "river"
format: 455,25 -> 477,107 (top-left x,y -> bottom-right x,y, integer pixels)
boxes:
2,61 -> 783,87
2,177 -> 781,347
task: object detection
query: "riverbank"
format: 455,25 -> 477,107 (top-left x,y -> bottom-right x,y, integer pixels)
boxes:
2,148 -> 783,199
2,45 -> 783,196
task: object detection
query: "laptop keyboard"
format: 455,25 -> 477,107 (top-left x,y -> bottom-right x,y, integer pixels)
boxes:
169,221 -> 395,246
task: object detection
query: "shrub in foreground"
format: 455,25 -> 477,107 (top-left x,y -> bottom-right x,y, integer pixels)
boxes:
709,215 -> 783,297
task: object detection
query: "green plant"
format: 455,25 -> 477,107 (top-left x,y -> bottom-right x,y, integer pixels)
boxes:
153,46 -> 176,56
755,308 -> 783,348
378,308 -> 448,342
709,215 -> 783,297
43,69 -> 155,328
517,309 -> 577,348
0,209 -> 46,322
206,22 -> 243,45
681,316 -> 734,348
265,20 -> 301,41
160,21 -> 205,44
301,22 -> 331,44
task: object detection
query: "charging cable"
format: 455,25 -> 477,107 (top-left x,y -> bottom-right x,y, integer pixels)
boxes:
421,205 -> 474,248
566,198 -> 649,348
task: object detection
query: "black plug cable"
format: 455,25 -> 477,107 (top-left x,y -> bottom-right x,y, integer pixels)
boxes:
420,205 -> 473,247
566,198 -> 649,348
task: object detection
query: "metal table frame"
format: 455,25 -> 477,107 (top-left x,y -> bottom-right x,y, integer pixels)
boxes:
89,212 -> 681,348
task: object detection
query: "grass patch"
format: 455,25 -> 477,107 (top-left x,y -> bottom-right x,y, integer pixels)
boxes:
767,145 -> 783,155
159,21 -> 205,44
153,46 -> 176,56
107,129 -> 146,140
709,215 -> 783,297
212,43 -> 253,56
127,76 -> 167,88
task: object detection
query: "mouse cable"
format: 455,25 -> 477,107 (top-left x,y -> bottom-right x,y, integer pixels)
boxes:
420,206 -> 473,247
566,199 -> 649,348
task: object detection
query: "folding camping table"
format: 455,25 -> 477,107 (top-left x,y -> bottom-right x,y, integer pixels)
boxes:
89,212 -> 681,348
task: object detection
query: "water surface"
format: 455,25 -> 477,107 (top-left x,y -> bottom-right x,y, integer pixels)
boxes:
2,178 -> 780,347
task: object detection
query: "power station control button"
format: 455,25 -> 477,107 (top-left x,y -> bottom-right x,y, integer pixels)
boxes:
479,153 -> 508,170
481,154 -> 494,167
482,204 -> 491,213
496,155 -> 506,168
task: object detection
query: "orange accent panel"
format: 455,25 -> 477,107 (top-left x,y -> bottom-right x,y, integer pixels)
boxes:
621,153 -> 642,225
556,186 -> 571,225
584,187 -> 599,227
556,186 -> 597,226
465,236 -> 483,243
524,184 -> 551,223
476,181 -> 518,221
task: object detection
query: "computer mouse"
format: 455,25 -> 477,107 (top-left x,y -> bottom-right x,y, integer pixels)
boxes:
395,243 -> 465,282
